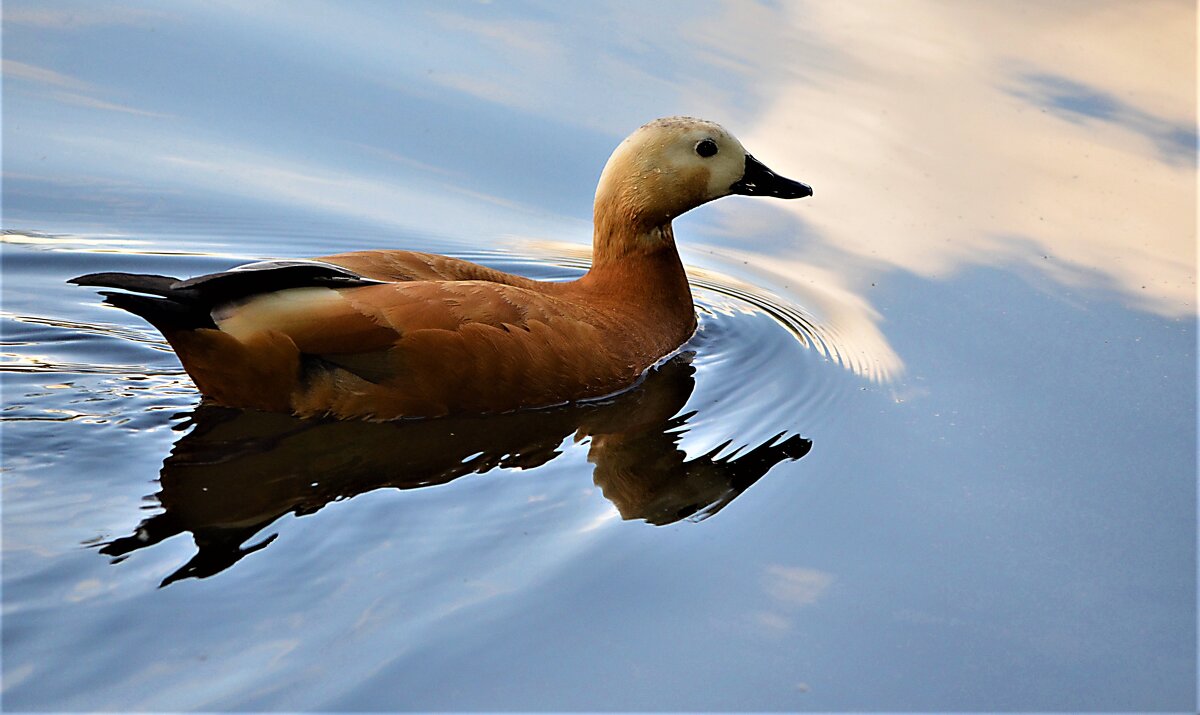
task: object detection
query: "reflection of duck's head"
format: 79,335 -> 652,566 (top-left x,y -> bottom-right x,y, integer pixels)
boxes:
595,117 -> 813,238
589,426 -> 813,526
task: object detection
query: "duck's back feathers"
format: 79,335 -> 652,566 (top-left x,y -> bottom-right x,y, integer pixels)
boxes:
321,250 -> 539,288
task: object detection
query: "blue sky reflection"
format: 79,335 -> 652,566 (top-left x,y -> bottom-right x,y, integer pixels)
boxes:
1016,72 -> 1198,164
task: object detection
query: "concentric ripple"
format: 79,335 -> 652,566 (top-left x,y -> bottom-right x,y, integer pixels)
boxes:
499,240 -> 892,456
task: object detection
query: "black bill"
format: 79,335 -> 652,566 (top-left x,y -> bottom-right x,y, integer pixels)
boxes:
730,154 -> 813,199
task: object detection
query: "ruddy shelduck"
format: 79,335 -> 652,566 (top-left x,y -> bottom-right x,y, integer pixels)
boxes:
73,117 -> 812,419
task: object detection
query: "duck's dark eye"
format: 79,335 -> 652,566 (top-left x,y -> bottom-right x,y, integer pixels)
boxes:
695,138 -> 718,158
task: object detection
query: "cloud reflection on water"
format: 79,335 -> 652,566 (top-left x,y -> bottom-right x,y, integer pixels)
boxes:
734,1 -> 1195,318
3,58 -> 171,117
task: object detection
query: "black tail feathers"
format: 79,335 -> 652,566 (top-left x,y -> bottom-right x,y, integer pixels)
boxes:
98,291 -> 217,331
71,261 -> 380,333
70,272 -> 216,332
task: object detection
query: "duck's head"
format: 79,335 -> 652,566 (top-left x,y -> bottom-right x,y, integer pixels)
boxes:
594,117 -> 812,242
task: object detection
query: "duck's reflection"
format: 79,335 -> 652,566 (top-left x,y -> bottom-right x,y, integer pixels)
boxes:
101,355 -> 811,586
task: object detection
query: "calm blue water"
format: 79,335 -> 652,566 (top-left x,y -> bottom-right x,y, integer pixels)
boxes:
3,1 -> 1196,711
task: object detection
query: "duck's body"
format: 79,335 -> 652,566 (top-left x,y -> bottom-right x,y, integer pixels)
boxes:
156,243 -> 694,418
73,117 -> 810,419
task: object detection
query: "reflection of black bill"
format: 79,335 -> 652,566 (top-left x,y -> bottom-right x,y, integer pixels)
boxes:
730,154 -> 813,199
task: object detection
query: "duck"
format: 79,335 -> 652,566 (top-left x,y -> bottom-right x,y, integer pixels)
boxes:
72,117 -> 812,419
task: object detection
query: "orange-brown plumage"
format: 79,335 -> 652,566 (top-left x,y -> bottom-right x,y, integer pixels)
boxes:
73,117 -> 811,419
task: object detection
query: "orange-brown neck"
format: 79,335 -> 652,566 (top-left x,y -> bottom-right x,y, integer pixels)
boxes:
589,164 -> 709,267
590,185 -> 647,261
580,196 -> 696,355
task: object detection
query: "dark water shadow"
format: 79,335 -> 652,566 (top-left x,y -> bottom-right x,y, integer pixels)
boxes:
98,355 -> 811,587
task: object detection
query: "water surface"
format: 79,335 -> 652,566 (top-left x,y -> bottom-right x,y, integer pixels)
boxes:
2,1 -> 1195,711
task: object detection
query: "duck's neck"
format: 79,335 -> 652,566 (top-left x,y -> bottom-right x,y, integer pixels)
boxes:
583,195 -> 695,337
590,179 -> 678,263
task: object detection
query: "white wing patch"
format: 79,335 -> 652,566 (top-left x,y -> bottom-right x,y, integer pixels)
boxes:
213,287 -> 346,341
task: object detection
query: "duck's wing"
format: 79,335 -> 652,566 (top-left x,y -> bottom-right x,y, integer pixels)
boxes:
200,279 -> 630,418
216,279 -> 577,351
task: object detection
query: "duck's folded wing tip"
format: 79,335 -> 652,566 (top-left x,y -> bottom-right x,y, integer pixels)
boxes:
69,272 -> 182,295
171,261 -> 385,302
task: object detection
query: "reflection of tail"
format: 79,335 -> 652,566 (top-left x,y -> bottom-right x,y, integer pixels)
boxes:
99,510 -> 187,559
158,532 -> 278,589
99,514 -> 278,589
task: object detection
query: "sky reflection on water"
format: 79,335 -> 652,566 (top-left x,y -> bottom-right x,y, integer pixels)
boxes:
743,1 -> 1195,322
2,0 -> 1196,711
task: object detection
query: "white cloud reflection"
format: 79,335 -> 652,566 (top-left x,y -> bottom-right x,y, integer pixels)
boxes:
2,59 -> 90,90
732,1 -> 1196,318
47,90 -> 171,118
764,564 -> 835,607
752,564 -> 835,634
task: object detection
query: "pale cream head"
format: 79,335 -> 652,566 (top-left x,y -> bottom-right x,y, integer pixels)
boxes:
594,117 -> 812,233
596,117 -> 749,224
